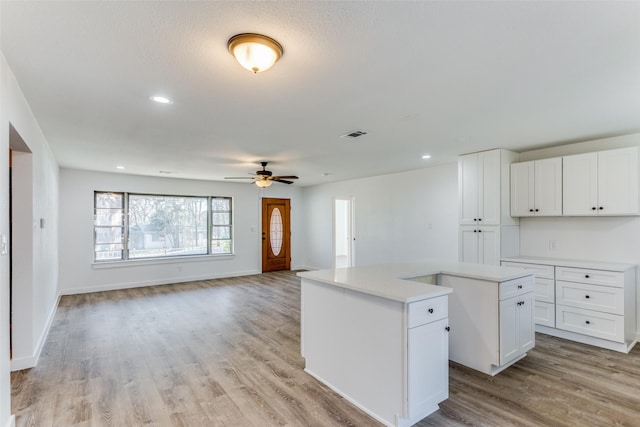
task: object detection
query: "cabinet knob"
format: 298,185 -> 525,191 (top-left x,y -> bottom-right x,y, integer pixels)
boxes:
473,218 -> 477,221
529,209 -> 534,212
585,320 -> 591,325
585,274 -> 590,279
599,207 -> 604,210
478,218 -> 482,222
473,229 -> 477,233
478,229 -> 482,233
535,208 -> 539,212
585,295 -> 590,299
592,207 -> 597,211
445,326 -> 450,332
428,308 -> 434,314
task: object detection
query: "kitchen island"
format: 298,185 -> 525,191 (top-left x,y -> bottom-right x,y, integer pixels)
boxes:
298,262 -> 534,427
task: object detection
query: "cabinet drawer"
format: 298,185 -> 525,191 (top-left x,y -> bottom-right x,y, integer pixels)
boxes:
535,278 -> 555,303
408,296 -> 448,329
556,281 -> 624,315
534,301 -> 555,327
555,266 -> 624,288
501,262 -> 554,280
499,276 -> 535,300
556,305 -> 625,342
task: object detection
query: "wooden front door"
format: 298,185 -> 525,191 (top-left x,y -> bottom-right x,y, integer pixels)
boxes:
262,198 -> 291,272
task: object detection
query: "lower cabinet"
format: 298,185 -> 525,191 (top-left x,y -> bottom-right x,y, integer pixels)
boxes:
501,257 -> 637,353
499,292 -> 534,365
408,318 -> 449,419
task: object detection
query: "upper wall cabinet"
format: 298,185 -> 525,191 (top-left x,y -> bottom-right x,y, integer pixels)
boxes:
563,146 -> 639,216
510,157 -> 562,217
459,149 -> 519,226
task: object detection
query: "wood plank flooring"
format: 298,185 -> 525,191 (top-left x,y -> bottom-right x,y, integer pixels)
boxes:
11,271 -> 640,426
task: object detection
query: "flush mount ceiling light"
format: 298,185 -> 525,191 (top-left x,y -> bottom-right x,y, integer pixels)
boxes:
227,33 -> 283,73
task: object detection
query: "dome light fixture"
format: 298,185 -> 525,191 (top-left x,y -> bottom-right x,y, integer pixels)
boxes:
255,179 -> 273,188
227,33 -> 283,73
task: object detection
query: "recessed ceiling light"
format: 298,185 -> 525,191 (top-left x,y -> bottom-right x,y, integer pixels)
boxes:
422,155 -> 431,159
116,165 -> 125,170
150,95 -> 173,104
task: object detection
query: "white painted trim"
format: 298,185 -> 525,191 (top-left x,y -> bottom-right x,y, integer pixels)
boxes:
10,294 -> 61,371
536,325 -> 638,353
4,415 -> 16,427
60,269 -> 261,295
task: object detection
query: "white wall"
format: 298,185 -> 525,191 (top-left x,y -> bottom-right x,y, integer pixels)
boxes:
517,133 -> 640,332
301,163 -> 459,270
58,168 -> 304,294
1,51 -> 60,425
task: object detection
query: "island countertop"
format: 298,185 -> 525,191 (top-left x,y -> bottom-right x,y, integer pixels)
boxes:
297,262 -> 534,304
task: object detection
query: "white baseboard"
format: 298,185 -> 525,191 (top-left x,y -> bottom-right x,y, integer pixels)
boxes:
11,294 -> 61,372
60,269 -> 262,295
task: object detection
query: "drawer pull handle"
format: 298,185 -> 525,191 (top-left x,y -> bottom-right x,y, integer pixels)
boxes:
585,275 -> 590,278
445,326 -> 450,332
585,295 -> 590,299
585,320 -> 591,325
517,285 -> 523,289
428,308 -> 434,314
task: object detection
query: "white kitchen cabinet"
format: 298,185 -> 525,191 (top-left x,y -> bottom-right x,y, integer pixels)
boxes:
440,273 -> 535,376
499,292 -> 534,365
501,256 -> 637,353
408,318 -> 449,419
563,146 -> 640,216
299,276 -> 451,427
459,149 -> 519,226
510,157 -> 562,217
459,226 -> 499,265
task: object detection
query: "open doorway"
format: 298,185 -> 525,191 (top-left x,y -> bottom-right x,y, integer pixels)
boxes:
334,198 -> 354,268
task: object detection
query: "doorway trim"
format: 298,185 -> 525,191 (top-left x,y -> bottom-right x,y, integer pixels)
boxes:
333,197 -> 355,268
261,198 -> 291,272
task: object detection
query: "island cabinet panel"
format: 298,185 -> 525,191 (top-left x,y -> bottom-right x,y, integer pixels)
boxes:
300,277 -> 450,427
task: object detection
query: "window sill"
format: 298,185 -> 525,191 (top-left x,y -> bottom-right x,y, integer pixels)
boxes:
92,253 -> 235,269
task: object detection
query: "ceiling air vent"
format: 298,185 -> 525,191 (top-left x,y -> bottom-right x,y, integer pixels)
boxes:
340,130 -> 368,139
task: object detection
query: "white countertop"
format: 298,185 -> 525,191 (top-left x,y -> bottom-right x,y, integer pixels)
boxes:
501,256 -> 637,272
297,262 -> 534,303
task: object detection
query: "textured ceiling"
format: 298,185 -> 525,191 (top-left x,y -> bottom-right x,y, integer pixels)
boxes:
2,1 -> 639,186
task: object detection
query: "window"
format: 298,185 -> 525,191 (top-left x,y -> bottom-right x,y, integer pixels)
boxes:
94,192 -> 233,261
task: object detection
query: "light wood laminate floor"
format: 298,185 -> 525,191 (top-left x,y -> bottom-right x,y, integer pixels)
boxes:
11,271 -> 640,426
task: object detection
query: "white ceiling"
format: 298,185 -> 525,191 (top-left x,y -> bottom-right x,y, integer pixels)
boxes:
2,1 -> 639,186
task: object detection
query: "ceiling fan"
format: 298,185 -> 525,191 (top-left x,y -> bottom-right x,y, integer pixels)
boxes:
224,161 -> 299,188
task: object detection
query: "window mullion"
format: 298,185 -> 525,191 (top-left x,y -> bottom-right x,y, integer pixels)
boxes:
123,192 -> 129,260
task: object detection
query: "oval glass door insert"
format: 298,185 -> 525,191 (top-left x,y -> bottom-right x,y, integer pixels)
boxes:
270,207 -> 283,256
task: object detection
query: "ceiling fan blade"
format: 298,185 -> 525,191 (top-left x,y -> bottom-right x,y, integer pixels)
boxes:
224,177 -> 255,179
271,175 -> 298,180
274,179 -> 294,184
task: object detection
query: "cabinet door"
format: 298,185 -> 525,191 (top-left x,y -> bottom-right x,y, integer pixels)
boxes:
408,318 -> 449,418
479,150 -> 501,225
479,227 -> 500,266
459,227 -> 479,263
517,293 -> 535,354
535,157 -> 562,216
598,147 -> 639,215
563,152 -> 598,215
510,161 -> 535,217
499,296 -> 519,365
459,154 -> 479,225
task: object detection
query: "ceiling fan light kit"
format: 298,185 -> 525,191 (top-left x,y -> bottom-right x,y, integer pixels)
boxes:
227,33 -> 283,73
224,161 -> 298,187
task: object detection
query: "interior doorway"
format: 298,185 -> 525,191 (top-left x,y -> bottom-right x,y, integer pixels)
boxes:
334,197 -> 354,268
262,198 -> 291,272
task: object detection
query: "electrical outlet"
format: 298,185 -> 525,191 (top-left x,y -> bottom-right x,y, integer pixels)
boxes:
549,240 -> 556,250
